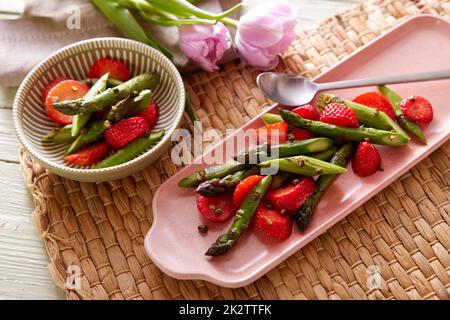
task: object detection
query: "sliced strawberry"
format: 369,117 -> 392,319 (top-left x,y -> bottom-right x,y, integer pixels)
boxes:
319,103 -> 359,128
45,80 -> 89,125
195,193 -> 235,223
401,96 -> 433,125
352,141 -> 381,177
64,141 -> 109,166
292,104 -> 320,120
136,100 -> 159,130
88,57 -> 131,81
255,121 -> 288,145
253,202 -> 292,241
289,128 -> 316,141
105,117 -> 150,149
42,77 -> 67,102
233,175 -> 264,208
266,177 -> 315,213
353,91 -> 396,120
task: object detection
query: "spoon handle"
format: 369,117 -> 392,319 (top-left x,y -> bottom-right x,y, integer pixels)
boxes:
316,69 -> 450,91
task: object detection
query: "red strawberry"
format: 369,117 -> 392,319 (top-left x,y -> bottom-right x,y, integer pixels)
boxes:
253,202 -> 292,241
401,96 -> 433,125
105,117 -> 149,149
289,128 -> 315,141
195,193 -> 235,223
353,91 -> 396,120
352,141 -> 381,177
319,103 -> 359,128
233,175 -> 264,208
255,121 -> 288,145
266,177 -> 316,213
292,104 -> 320,120
45,80 -> 89,125
136,100 -> 159,130
64,141 -> 109,166
42,77 -> 67,102
88,57 -> 131,81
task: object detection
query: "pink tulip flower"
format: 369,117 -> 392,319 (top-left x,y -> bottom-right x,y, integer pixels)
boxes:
235,1 -> 297,70
179,22 -> 230,72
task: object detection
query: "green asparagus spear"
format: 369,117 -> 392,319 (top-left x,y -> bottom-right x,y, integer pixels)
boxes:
72,73 -> 109,137
295,142 -> 355,230
105,95 -> 134,122
234,137 -> 333,164
178,160 -> 248,188
269,172 -> 294,189
195,166 -> 259,197
83,77 -> 124,88
126,89 -> 153,116
378,85 -> 426,144
316,93 -> 410,140
65,121 -> 109,155
195,146 -> 337,196
205,175 -> 272,256
93,130 -> 164,169
54,73 -> 160,115
280,109 -> 409,146
308,144 -> 338,161
261,113 -> 283,125
42,125 -> 74,144
258,155 -> 347,176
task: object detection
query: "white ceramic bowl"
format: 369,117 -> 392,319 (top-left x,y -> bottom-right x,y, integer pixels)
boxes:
13,37 -> 185,182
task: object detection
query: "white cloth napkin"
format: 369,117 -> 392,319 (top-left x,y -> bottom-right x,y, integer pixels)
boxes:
0,0 -> 241,87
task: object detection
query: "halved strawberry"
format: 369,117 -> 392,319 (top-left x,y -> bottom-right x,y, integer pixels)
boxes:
266,177 -> 316,213
353,91 -> 396,120
88,57 -> 131,81
319,103 -> 359,128
105,116 -> 150,149
64,141 -> 109,166
92,106 -> 112,120
233,175 -> 264,208
45,80 -> 89,125
255,122 -> 288,145
289,128 -> 315,141
195,193 -> 235,223
401,96 -> 433,125
352,141 -> 381,177
136,100 -> 159,130
42,77 -> 67,102
292,104 -> 320,120
253,201 -> 292,241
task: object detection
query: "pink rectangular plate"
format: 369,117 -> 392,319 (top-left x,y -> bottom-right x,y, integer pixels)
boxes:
145,15 -> 450,288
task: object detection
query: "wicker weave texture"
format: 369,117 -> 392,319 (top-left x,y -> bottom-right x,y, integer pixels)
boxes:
20,0 -> 450,300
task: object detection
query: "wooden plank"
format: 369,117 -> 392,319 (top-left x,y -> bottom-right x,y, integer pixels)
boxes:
0,108 -> 21,163
0,161 -> 64,299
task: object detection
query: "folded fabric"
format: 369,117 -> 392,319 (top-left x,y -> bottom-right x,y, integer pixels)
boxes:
0,0 -> 241,87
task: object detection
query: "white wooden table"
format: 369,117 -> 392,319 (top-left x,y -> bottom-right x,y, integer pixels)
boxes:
0,0 -> 363,299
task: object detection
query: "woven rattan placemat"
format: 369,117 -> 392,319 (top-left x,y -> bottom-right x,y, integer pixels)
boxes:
20,0 -> 450,299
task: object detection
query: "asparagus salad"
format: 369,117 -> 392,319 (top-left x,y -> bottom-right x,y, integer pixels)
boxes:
42,57 -> 164,168
179,87 -> 434,257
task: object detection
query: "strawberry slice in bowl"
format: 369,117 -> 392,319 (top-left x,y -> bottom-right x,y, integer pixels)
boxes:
105,116 -> 150,149
88,57 -> 131,81
45,80 -> 89,125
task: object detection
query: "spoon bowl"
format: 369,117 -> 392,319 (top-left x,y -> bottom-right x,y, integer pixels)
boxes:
257,73 -> 318,106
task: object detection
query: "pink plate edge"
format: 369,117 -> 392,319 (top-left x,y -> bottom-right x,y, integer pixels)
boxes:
145,14 -> 450,288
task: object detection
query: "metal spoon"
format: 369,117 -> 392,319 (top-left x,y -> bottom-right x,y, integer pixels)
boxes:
257,69 -> 450,106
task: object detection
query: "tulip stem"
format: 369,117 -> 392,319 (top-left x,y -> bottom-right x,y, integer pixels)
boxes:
220,17 -> 239,28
